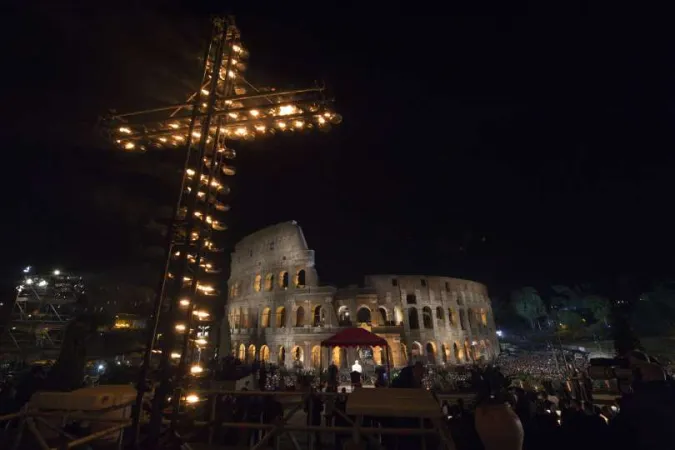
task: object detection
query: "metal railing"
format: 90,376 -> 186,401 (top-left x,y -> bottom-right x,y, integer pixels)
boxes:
0,388 -> 465,450
0,399 -> 133,450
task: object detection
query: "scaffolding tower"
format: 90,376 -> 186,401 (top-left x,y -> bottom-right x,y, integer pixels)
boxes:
102,15 -> 340,444
1,268 -> 85,357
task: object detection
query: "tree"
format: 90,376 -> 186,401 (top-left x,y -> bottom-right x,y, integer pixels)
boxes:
511,287 -> 547,330
584,295 -> 611,326
557,310 -> 584,331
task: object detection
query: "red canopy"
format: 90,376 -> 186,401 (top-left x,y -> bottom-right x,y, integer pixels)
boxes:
320,327 -> 388,348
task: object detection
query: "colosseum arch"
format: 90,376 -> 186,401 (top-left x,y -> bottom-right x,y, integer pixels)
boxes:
261,307 -> 271,328
278,346 -> 286,365
248,344 -> 256,363
338,306 -> 351,325
295,306 -> 305,327
238,344 -> 246,361
260,345 -> 270,362
408,308 -> 420,329
292,345 -> 304,364
448,308 -> 457,328
426,342 -> 436,364
441,344 -> 449,364
311,345 -> 321,368
295,269 -> 306,287
279,271 -> 289,289
411,341 -> 423,363
313,305 -> 324,326
459,310 -> 467,330
480,308 -> 488,327
276,306 -> 287,328
436,306 -> 445,325
464,338 -> 473,362
356,306 -> 372,324
378,306 -> 388,325
331,347 -> 341,367
239,307 -> 247,328
454,342 -> 463,362
422,307 -> 433,329
467,308 -> 476,329
265,273 -> 274,291
254,274 -> 262,292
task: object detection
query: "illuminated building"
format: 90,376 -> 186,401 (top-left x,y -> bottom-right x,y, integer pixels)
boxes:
223,222 -> 499,369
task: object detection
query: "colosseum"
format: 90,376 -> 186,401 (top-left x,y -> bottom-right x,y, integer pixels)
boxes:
220,221 -> 499,371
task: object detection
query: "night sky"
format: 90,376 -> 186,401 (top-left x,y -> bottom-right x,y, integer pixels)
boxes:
2,6 -> 674,299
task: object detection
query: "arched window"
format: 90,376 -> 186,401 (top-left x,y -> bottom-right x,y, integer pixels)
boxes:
331,347 -> 341,367
453,342 -> 461,362
311,345 -> 321,368
278,346 -> 286,365
261,307 -> 271,328
265,274 -> 274,291
448,308 -> 457,327
292,346 -> 304,364
459,310 -> 467,330
464,338 -> 473,362
338,306 -> 351,326
356,307 -> 371,324
254,274 -> 262,292
295,306 -> 305,327
313,305 -> 324,326
480,308 -> 488,327
468,308 -> 476,329
248,344 -> 256,363
238,344 -> 245,361
445,281 -> 451,292
435,306 -> 444,321
426,342 -> 436,364
422,307 -> 433,329
260,345 -> 270,362
279,271 -> 289,289
408,308 -> 420,330
411,341 -> 423,363
276,306 -> 286,328
441,344 -> 449,363
239,307 -> 247,328
378,307 -> 388,325
296,269 -> 306,287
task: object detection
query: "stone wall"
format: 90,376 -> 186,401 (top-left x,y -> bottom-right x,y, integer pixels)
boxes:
220,222 -> 499,370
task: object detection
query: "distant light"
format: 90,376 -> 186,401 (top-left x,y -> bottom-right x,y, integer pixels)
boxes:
23,266 -> 31,273
496,330 -> 503,337
185,394 -> 200,404
97,364 -> 105,371
179,299 -> 190,307
471,340 -> 478,346
38,280 -> 48,287
190,365 -> 203,375
53,270 -> 61,276
25,278 -> 33,285
170,352 -> 181,359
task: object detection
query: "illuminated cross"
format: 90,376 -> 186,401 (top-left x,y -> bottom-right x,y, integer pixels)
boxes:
104,16 -> 340,442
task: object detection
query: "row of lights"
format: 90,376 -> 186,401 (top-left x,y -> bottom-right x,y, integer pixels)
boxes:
116,111 -> 341,151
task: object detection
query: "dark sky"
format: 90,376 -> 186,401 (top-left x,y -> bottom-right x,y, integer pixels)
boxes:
2,5 -> 674,298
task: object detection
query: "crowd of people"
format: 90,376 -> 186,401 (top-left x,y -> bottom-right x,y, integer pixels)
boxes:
2,351 -> 675,450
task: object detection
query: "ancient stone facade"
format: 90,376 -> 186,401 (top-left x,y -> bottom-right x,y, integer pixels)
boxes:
220,221 -> 499,369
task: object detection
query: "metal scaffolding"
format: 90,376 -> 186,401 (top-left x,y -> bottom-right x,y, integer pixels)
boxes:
1,268 -> 85,357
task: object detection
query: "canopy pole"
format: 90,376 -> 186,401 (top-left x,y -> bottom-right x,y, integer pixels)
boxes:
385,345 -> 391,386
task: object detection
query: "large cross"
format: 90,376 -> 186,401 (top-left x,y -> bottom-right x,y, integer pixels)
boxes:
104,15 -> 340,445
